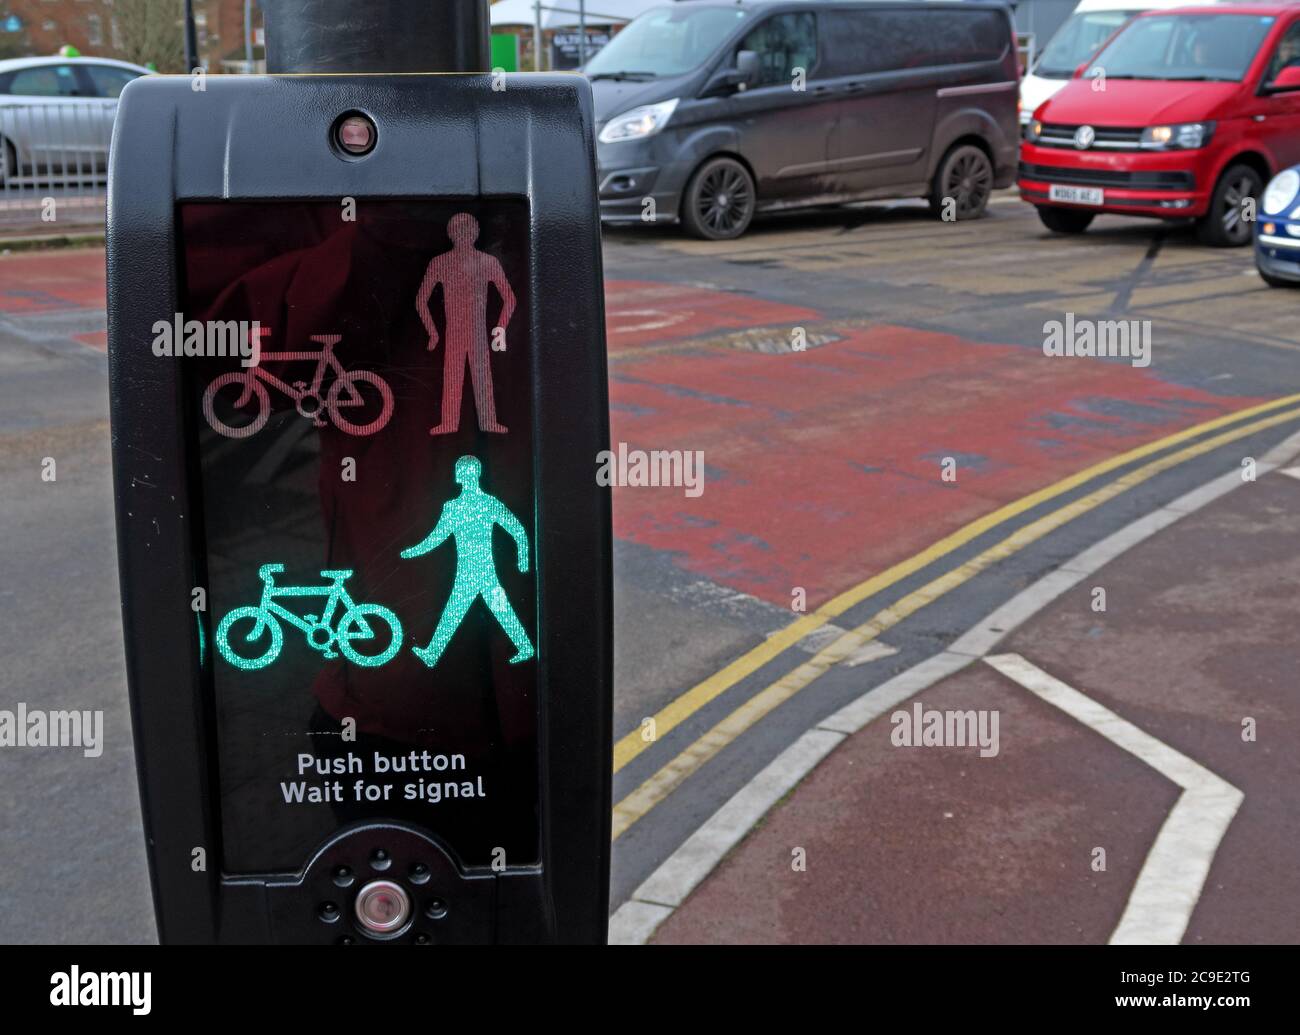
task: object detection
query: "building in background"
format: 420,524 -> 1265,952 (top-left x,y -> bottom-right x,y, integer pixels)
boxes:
490,0 -> 658,71
0,0 -> 263,72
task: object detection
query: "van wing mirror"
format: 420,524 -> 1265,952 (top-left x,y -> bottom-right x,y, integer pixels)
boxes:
702,50 -> 761,98
1266,64 -> 1300,93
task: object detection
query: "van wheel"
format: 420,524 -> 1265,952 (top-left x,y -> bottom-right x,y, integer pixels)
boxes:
1037,207 -> 1095,234
929,144 -> 993,220
1197,164 -> 1263,247
681,157 -> 755,240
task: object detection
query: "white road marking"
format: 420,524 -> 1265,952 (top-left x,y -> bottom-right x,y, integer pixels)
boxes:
819,651 -> 973,735
984,652 -> 1243,946
1279,465 -> 1300,481
610,428 -> 1300,944
670,579 -> 850,654
792,622 -> 851,655
843,639 -> 900,668
673,578 -> 782,623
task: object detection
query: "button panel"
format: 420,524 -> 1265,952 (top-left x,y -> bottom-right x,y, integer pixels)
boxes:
267,821 -> 495,944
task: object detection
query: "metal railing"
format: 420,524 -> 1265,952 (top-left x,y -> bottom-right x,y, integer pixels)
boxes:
0,101 -> 114,229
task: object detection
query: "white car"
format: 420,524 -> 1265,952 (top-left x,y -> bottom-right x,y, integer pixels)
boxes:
1019,0 -> 1218,128
0,56 -> 151,186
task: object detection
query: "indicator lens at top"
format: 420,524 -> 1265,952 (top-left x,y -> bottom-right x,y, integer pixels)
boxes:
336,114 -> 376,155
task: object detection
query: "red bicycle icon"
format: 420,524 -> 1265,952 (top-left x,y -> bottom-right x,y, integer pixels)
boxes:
201,334 -> 394,438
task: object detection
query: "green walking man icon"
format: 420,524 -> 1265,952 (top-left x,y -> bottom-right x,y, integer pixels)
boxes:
400,455 -> 535,667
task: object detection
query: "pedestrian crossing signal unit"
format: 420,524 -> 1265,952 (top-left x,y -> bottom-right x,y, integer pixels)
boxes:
107,72 -> 612,944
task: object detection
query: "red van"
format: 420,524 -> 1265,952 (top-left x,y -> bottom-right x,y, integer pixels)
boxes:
1019,5 -> 1300,245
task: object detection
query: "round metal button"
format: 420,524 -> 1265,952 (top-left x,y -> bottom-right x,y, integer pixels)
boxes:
354,879 -> 411,936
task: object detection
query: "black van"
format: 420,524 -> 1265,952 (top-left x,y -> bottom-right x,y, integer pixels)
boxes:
589,0 -> 1020,238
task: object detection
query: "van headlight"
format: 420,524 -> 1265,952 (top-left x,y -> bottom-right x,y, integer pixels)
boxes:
1140,122 -> 1214,150
598,99 -> 680,144
1262,169 -> 1300,216
1025,119 -> 1044,142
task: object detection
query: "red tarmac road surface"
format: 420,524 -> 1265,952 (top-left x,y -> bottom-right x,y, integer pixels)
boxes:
604,279 -> 1265,608
0,248 -> 106,316
0,249 -> 107,351
651,473 -> 1300,944
605,280 -> 822,349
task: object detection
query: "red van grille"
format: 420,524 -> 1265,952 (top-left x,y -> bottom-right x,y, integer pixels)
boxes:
1035,123 -> 1144,150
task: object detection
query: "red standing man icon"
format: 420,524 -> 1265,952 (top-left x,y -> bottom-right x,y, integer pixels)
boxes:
417,213 -> 517,435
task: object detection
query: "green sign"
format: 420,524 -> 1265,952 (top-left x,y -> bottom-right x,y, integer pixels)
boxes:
491,32 -> 519,73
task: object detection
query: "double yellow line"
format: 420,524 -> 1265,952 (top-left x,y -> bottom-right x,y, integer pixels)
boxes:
611,393 -> 1300,840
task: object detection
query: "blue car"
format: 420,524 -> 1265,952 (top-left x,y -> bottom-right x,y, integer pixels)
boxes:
1257,166 -> 1300,288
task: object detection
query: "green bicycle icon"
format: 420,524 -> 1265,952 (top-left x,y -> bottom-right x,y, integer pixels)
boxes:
216,564 -> 403,670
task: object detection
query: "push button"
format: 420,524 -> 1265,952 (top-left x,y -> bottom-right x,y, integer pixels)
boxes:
354,879 -> 410,937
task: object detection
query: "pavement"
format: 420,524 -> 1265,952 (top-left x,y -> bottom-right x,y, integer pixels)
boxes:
636,450 -> 1300,944
3,194 -> 1299,943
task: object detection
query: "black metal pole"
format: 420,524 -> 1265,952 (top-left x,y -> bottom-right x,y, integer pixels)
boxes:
183,0 -> 200,71
262,0 -> 490,75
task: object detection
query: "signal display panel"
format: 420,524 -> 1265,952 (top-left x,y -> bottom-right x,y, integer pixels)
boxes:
177,199 -> 538,875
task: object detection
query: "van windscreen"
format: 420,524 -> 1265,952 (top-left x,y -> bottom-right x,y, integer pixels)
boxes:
584,5 -> 750,79
1089,13 -> 1276,82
